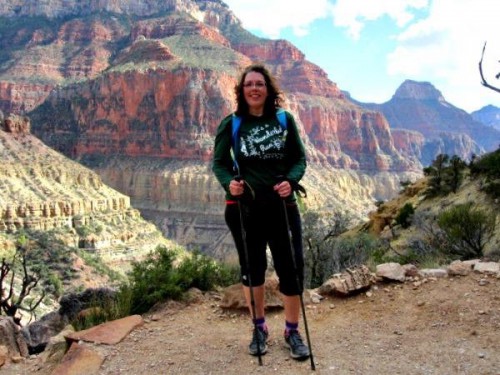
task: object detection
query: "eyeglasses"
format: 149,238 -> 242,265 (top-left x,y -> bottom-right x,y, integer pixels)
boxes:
243,81 -> 266,89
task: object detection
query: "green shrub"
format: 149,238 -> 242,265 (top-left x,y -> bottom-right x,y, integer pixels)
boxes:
470,148 -> 500,198
127,246 -> 182,314
302,210 -> 354,288
46,273 -> 63,298
333,234 -> 381,270
75,222 -> 103,237
176,250 -> 240,291
75,225 -> 91,237
71,287 -> 132,331
470,148 -> 500,177
399,239 -> 447,266
437,203 -> 496,260
424,154 -> 466,197
127,246 -> 239,315
305,232 -> 382,289
481,180 -> 500,199
395,203 -> 415,228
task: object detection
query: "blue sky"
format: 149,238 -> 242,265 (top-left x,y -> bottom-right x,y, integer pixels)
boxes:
223,0 -> 500,113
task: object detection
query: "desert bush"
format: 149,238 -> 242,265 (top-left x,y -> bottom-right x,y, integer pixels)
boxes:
400,239 -> 448,267
71,287 -> 132,331
302,210 -> 353,288
75,222 -> 103,238
176,250 -> 240,292
481,180 -> 500,199
469,148 -> 500,198
424,154 -> 466,197
305,231 -> 382,289
331,234 -> 381,272
395,203 -> 415,229
45,273 -> 63,298
375,212 -> 451,266
447,155 -> 466,193
128,245 -> 239,315
470,147 -> 500,177
437,203 -> 496,260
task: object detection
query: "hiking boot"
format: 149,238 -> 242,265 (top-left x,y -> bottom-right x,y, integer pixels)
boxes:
285,330 -> 310,360
249,327 -> 268,356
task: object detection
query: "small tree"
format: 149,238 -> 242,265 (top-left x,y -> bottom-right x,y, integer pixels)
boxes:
395,203 -> 415,229
0,236 -> 45,325
470,148 -> 500,198
302,210 -> 352,288
425,154 -> 449,196
437,203 -> 496,260
327,234 -> 380,273
479,41 -> 500,94
446,155 -> 466,193
425,154 -> 466,196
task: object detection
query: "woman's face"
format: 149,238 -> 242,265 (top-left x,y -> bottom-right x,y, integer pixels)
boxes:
243,71 -> 268,114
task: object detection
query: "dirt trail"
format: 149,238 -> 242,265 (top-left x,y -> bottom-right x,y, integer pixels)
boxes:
4,273 -> 500,375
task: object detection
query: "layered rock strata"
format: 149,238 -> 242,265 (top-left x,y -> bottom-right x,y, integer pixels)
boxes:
0,115 -> 169,267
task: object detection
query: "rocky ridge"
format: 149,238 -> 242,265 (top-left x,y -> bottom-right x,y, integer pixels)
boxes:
471,105 -> 500,131
0,114 -> 172,269
357,80 -> 500,163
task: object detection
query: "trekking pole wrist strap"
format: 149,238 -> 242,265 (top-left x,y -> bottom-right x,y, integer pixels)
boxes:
276,176 -> 307,198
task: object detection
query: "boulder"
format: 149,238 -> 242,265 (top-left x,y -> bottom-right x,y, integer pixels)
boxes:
21,311 -> 67,354
220,277 -> 283,310
447,261 -> 473,276
0,316 -> 29,362
473,262 -> 500,275
376,262 -> 406,282
318,265 -> 376,296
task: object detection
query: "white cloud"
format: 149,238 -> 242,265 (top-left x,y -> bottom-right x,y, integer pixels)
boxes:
223,0 -> 331,38
387,0 -> 500,110
223,0 -> 500,110
330,0 -> 428,39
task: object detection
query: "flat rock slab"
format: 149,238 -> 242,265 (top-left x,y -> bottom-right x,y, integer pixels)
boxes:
51,343 -> 103,375
65,315 -> 144,345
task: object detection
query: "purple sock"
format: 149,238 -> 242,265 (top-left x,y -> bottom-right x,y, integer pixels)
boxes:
253,317 -> 267,332
285,321 -> 299,335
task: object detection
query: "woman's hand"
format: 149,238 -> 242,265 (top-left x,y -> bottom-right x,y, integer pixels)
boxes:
274,180 -> 292,198
229,179 -> 245,196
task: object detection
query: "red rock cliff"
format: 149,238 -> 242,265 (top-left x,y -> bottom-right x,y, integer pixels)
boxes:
0,1 -> 424,259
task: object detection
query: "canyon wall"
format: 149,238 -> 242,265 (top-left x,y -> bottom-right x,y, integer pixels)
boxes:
0,0 -> 425,259
0,114 -> 170,267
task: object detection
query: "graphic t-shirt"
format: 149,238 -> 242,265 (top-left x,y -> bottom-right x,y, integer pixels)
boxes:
212,111 -> 306,201
239,120 -> 287,161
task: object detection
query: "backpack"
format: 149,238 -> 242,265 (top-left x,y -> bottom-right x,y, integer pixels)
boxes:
231,108 -> 287,174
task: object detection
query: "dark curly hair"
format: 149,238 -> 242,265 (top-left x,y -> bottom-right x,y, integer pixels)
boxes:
234,64 -> 284,117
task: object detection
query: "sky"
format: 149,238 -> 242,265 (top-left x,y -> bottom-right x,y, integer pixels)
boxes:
223,0 -> 500,113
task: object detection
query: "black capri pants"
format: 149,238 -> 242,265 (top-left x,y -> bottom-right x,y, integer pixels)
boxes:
225,198 -> 304,296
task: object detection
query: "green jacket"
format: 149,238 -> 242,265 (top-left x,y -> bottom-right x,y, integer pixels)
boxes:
212,110 -> 307,201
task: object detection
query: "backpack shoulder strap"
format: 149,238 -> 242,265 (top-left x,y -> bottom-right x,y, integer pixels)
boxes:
276,108 -> 287,131
231,113 -> 242,143
231,113 -> 241,174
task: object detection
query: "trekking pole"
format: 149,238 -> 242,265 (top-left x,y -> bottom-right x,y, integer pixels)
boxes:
281,198 -> 316,371
235,176 -> 263,366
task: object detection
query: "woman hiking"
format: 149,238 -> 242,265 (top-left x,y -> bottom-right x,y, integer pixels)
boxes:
212,63 -> 310,361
